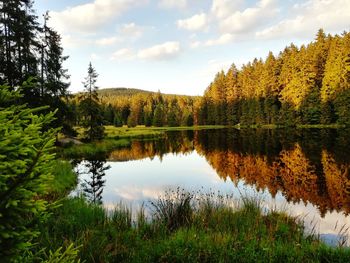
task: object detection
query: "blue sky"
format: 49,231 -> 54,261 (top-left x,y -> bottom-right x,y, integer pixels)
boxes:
33,0 -> 350,95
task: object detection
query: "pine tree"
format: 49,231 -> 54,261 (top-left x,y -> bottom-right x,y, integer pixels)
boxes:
79,63 -> 104,141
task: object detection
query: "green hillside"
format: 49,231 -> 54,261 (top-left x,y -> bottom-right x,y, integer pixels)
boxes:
97,87 -> 153,97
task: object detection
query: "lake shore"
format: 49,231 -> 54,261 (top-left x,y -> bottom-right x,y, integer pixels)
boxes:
58,124 -> 349,159
38,190 -> 350,262
46,126 -> 350,262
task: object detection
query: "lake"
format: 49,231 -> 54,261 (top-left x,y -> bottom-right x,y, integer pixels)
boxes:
74,128 -> 350,245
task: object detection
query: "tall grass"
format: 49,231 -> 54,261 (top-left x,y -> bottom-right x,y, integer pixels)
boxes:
46,160 -> 78,199
36,190 -> 350,262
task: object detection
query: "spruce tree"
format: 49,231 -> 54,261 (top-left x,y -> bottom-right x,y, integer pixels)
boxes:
0,84 -> 57,261
0,0 -> 40,90
79,62 -> 104,141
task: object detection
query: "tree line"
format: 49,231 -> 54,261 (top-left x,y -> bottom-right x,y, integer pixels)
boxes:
0,1 -> 77,133
0,0 -> 107,141
197,29 -> 350,126
70,89 -> 198,128
71,29 -> 350,128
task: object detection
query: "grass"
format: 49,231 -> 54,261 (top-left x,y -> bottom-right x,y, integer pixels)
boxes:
36,189 -> 350,262
104,126 -> 165,139
58,138 -> 130,159
45,160 -> 78,200
58,125 -> 227,159
104,125 -> 228,139
296,124 -> 346,129
74,125 -> 228,140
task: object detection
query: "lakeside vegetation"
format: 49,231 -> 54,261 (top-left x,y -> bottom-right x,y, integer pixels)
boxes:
59,125 -> 227,159
46,160 -> 78,200
35,191 -> 350,262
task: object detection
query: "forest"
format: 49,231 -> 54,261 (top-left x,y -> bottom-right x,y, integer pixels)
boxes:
1,0 -> 350,262
70,29 -> 350,128
1,3 -> 350,132
198,29 -> 350,126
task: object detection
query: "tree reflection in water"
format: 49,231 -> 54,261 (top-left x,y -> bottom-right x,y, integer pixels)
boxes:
106,128 -> 350,216
80,159 -> 110,204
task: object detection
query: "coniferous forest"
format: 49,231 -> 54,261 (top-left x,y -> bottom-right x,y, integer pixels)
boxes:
82,29 -> 350,128
2,0 -> 350,262
197,29 -> 350,126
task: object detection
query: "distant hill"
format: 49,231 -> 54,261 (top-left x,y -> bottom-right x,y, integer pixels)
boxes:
97,87 -> 153,97
97,87 -> 200,99
74,87 -> 199,127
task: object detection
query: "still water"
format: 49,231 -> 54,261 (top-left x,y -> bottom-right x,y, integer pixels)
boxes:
75,128 -> 350,245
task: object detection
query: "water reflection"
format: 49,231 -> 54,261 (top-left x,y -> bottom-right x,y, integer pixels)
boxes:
104,128 -> 350,217
74,128 -> 350,244
77,159 -> 110,204
195,129 -> 350,217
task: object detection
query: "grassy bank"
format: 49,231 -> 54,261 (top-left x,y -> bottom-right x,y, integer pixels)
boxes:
233,123 -> 347,129
296,124 -> 346,129
59,125 -> 227,159
58,138 -> 131,159
46,160 -> 78,200
104,125 -> 228,138
36,190 -> 350,262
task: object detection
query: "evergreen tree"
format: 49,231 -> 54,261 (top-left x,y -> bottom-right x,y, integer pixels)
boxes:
127,94 -> 144,127
0,3 -> 72,134
153,103 -> 165,127
167,98 -> 181,127
0,84 -> 57,261
0,0 -> 40,89
225,64 -> 240,125
79,63 -> 104,141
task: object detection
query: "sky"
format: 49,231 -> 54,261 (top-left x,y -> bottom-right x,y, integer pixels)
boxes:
33,0 -> 350,95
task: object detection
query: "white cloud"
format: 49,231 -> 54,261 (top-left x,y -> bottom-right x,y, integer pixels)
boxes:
211,0 -> 243,19
190,41 -> 201,49
96,23 -> 144,47
50,0 -> 147,33
110,42 -> 182,61
191,33 -> 235,48
111,48 -> 135,61
119,23 -> 144,38
177,13 -> 208,31
137,41 -> 181,60
205,33 -> 235,46
218,0 -> 279,34
96,36 -> 121,46
60,34 -> 91,48
90,53 -> 101,60
256,0 -> 350,39
158,0 -> 187,9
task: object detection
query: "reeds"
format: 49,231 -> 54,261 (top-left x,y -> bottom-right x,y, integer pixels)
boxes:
35,190 -> 350,262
